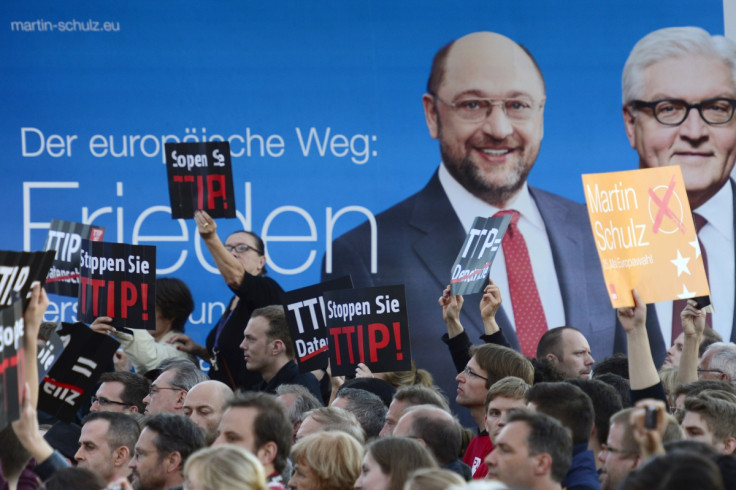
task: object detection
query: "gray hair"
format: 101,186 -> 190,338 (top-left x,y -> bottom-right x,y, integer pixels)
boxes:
704,342 -> 736,388
622,26 -> 736,105
335,387 -> 387,440
303,406 -> 365,444
275,384 -> 323,424
158,358 -> 209,391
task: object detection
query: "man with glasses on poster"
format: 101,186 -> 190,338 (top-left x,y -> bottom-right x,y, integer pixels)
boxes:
324,31 -> 663,425
621,27 -> 736,348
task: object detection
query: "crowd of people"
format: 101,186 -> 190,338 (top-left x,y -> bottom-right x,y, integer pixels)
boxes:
5,22 -> 736,490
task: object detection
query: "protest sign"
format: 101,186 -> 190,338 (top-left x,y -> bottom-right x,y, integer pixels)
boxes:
582,166 -> 709,307
0,294 -> 24,429
77,240 -> 156,330
283,275 -> 353,372
324,284 -> 410,376
166,141 -> 235,219
38,322 -> 119,423
450,215 -> 511,296
0,250 -> 55,311
43,219 -> 105,297
37,330 -> 64,380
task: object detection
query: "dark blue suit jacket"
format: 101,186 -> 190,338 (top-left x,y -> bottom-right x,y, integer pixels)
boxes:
323,170 -> 665,425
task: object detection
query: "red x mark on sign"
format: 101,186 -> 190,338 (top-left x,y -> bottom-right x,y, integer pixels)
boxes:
648,175 -> 685,234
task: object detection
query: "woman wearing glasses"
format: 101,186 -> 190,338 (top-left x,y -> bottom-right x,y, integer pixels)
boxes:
169,209 -> 284,390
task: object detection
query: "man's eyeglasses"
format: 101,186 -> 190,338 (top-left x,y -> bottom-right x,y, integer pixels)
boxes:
224,244 -> 262,255
431,94 -> 544,123
462,366 -> 488,381
91,396 -> 130,408
149,386 -> 184,396
629,98 -> 736,126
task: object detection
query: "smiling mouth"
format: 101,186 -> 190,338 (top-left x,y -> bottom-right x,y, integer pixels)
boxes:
480,148 -> 512,157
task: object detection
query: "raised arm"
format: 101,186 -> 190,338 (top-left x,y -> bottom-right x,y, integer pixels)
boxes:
480,279 -> 502,336
677,300 -> 706,385
23,284 -> 49,406
195,209 -> 246,288
617,290 -> 659,391
439,285 -> 464,339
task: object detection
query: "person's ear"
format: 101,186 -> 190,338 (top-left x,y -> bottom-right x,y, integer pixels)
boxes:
272,339 -> 285,356
256,441 -> 278,465
165,451 -> 182,473
422,94 -> 440,139
533,452 -> 552,476
112,446 -> 130,468
623,104 -> 638,149
722,437 -> 736,455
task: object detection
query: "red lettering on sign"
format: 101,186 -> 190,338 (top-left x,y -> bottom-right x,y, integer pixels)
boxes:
368,323 -> 390,363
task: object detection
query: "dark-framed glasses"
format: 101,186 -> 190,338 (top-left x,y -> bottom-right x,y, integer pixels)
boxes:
630,98 -> 736,126
224,244 -> 262,255
91,396 -> 130,407
432,94 -> 544,123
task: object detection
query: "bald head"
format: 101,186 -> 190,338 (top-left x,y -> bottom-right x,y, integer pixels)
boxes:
183,380 -> 233,445
428,31 -> 545,98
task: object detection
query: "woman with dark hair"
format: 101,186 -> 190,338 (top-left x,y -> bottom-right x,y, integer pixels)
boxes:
168,210 -> 284,389
354,437 -> 437,490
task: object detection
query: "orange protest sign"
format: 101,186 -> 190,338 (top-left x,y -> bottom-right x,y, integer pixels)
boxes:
582,166 -> 709,307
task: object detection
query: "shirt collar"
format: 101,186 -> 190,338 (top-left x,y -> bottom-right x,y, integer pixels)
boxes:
438,162 -> 544,233
694,179 -> 734,241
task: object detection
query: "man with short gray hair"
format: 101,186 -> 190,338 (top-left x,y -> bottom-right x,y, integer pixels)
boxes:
143,359 -> 209,415
332,387 -> 386,441
622,26 -> 736,345
698,342 -> 736,387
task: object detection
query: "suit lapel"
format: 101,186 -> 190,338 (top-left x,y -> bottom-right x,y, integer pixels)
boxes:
407,171 -> 520,346
530,187 -> 589,330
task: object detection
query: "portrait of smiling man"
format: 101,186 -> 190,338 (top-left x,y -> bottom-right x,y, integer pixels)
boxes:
324,30 -> 652,425
622,27 -> 736,347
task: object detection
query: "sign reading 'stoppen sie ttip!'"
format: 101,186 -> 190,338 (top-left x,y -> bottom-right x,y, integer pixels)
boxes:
450,215 -> 511,296
324,285 -> 410,377
284,275 -> 353,373
77,240 -> 156,330
165,141 -> 235,219
582,166 -> 709,307
43,219 -> 105,297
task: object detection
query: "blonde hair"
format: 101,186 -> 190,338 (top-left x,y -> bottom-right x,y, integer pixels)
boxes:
382,362 -> 435,388
403,468 -> 465,490
184,445 -> 267,490
291,431 -> 363,490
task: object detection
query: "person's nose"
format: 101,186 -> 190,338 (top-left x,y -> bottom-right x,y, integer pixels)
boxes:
481,103 -> 514,140
678,106 -> 709,142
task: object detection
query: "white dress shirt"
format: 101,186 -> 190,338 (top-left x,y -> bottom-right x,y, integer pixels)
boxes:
438,163 -> 566,332
655,182 -> 735,346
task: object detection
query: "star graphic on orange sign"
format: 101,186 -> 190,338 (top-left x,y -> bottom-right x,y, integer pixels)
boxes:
670,249 -> 691,277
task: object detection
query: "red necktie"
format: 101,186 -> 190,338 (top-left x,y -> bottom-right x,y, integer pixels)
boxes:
671,213 -> 710,340
494,210 -> 548,357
